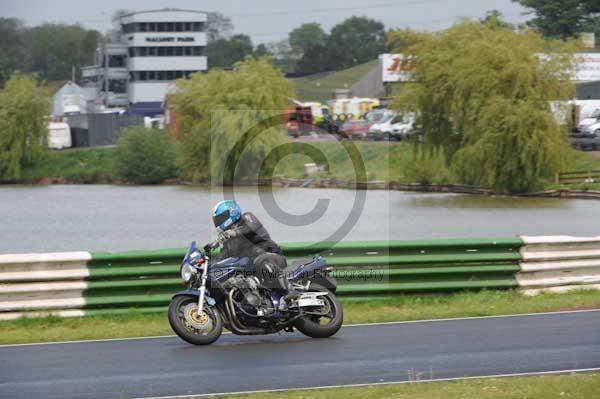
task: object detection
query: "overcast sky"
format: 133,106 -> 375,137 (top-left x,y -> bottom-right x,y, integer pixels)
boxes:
2,0 -> 531,43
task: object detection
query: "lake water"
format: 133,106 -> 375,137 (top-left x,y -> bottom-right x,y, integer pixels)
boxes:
1,185 -> 599,253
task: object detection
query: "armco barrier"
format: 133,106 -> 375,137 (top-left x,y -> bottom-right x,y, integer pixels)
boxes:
0,238 -> 521,320
517,236 -> 600,295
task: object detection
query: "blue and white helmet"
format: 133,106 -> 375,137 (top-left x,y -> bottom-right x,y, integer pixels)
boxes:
212,200 -> 242,231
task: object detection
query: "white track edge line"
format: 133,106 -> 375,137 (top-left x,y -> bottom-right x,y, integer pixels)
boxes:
132,367 -> 600,399
1,308 -> 599,348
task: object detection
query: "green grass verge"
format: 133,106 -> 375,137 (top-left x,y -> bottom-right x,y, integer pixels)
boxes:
291,60 -> 379,102
216,373 -> 599,399
1,289 -> 599,345
272,141 -> 410,182
11,142 -> 600,191
18,147 -> 119,184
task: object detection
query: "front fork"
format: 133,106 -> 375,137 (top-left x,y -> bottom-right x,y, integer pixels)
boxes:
197,255 -> 209,313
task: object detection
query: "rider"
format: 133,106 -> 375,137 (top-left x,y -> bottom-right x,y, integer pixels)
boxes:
211,200 -> 298,306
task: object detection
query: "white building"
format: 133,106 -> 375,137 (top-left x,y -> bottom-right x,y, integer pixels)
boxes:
82,8 -> 207,112
52,81 -> 96,116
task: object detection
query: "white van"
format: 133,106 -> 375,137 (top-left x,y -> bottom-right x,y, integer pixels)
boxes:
48,122 -> 72,150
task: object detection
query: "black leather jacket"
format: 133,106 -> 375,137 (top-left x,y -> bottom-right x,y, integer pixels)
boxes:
214,212 -> 282,262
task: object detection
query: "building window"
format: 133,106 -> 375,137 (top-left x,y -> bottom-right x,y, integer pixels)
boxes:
122,20 -> 205,33
128,46 -> 206,57
148,71 -> 156,80
108,79 -> 127,93
108,55 -> 126,67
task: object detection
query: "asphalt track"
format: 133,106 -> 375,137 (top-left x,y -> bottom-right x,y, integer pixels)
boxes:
1,310 -> 599,399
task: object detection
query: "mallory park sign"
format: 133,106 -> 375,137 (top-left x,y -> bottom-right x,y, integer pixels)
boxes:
145,37 -> 195,43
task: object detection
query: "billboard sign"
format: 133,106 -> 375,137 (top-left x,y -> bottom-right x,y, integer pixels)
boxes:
573,53 -> 600,82
381,52 -> 600,83
380,54 -> 413,82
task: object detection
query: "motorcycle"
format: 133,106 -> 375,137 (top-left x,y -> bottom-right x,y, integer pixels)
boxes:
167,239 -> 343,345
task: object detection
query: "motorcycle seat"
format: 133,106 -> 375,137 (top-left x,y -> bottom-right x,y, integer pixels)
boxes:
283,258 -> 313,274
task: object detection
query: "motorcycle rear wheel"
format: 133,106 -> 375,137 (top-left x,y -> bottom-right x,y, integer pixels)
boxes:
293,284 -> 343,338
168,295 -> 223,345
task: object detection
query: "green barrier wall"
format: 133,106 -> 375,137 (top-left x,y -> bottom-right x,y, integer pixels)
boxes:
85,237 -> 522,311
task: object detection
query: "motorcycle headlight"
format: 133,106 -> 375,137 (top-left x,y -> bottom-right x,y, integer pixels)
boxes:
180,263 -> 197,282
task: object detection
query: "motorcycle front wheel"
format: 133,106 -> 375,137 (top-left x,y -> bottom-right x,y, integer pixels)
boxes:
293,284 -> 343,338
168,295 -> 223,345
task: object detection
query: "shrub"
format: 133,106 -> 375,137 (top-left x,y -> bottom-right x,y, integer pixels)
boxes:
116,127 -> 178,184
402,148 -> 452,185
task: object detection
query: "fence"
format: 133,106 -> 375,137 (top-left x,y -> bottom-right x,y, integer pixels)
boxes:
1,236 -> 598,320
65,113 -> 145,147
517,236 -> 600,295
556,170 -> 600,185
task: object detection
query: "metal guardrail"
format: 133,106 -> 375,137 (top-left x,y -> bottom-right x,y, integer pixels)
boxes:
0,238 -> 522,320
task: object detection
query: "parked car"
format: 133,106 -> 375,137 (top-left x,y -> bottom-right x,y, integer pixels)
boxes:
570,131 -> 600,151
391,113 -> 416,140
577,108 -> 600,132
581,119 -> 600,136
48,122 -> 72,150
339,120 -> 370,140
368,114 -> 395,141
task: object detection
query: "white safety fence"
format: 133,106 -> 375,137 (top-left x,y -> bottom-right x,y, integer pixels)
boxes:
517,236 -> 600,295
0,252 -> 91,320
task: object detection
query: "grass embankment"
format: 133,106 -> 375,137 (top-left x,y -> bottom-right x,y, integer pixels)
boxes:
12,142 -> 600,191
1,289 -> 599,345
291,60 -> 378,101
558,149 -> 600,191
18,146 -> 119,184
218,373 -> 600,399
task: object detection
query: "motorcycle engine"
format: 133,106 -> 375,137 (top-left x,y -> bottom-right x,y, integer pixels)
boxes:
224,275 -> 275,317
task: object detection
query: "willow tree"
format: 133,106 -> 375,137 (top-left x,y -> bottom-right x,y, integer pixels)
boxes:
0,74 -> 50,180
391,21 -> 576,193
171,57 -> 294,184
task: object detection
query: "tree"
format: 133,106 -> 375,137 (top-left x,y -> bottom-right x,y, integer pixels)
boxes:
207,34 -> 254,68
29,24 -> 102,81
206,12 -> 234,43
0,18 -> 29,76
327,17 -> 386,70
386,28 -> 429,53
0,74 -> 50,180
266,39 -> 298,74
171,58 -> 294,183
479,10 -> 515,29
514,0 -> 600,39
253,43 -> 270,57
392,21 -> 575,193
288,23 -> 328,55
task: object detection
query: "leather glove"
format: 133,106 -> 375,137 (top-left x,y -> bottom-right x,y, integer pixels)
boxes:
219,229 -> 238,241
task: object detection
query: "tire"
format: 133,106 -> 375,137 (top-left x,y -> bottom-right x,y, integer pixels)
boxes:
168,295 -> 223,345
293,284 -> 343,338
382,132 -> 391,141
